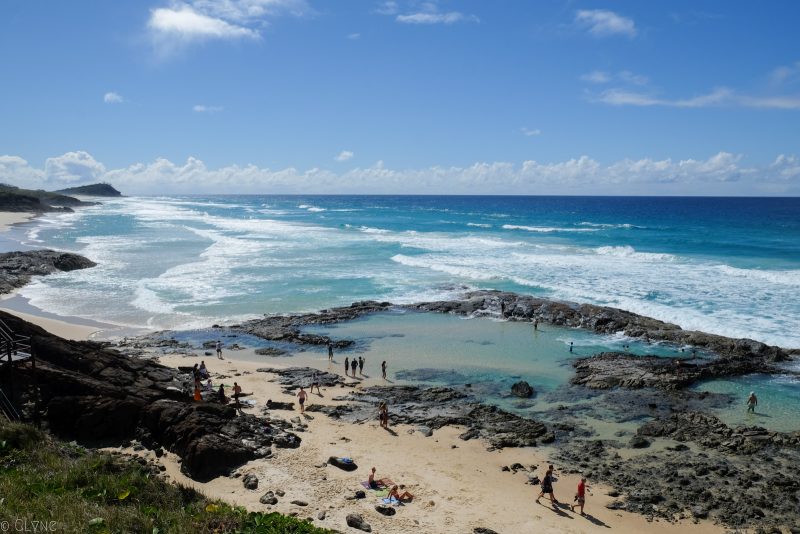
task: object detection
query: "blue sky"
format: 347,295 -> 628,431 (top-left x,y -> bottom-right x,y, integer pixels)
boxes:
1,0 -> 799,195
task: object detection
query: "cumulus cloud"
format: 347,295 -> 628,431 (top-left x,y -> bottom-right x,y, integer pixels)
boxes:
146,0 -> 309,57
103,92 -> 124,104
2,150 -> 798,196
590,62 -> 800,110
44,151 -> 107,185
193,104 -> 224,112
335,150 -> 354,162
575,9 -> 637,38
380,1 -> 478,25
594,87 -> 800,109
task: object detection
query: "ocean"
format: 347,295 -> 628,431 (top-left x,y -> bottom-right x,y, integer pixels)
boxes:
7,194 -> 800,431
13,195 -> 800,346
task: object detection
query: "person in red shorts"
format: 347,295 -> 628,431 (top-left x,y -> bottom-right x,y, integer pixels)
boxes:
571,476 -> 588,515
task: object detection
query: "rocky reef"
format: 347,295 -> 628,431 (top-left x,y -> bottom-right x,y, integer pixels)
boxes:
0,249 -> 97,295
556,413 -> 800,529
411,290 -> 796,362
232,300 -> 391,346
571,351 -> 787,390
0,311 -> 301,481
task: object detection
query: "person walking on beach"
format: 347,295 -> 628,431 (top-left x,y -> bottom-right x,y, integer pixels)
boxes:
344,357 -> 350,376
358,356 -> 364,375
297,386 -> 308,414
310,373 -> 321,395
381,360 -> 387,380
535,465 -> 560,506
328,342 -> 333,361
216,340 -> 223,360
747,391 -> 758,413
570,476 -> 588,515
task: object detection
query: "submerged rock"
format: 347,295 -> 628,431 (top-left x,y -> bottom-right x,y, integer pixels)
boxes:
511,381 -> 535,398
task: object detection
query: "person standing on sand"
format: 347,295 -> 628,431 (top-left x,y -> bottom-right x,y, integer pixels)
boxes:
535,465 -> 560,506
379,402 -> 389,428
328,342 -> 333,361
570,477 -> 588,515
381,360 -> 387,380
297,386 -> 308,413
359,356 -> 365,375
216,340 -> 223,360
747,391 -> 758,413
233,382 -> 242,409
345,357 -> 349,376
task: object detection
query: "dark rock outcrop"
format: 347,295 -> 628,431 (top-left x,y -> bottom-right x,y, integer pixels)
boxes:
234,300 -> 392,346
55,183 -> 122,197
571,352 -> 782,390
510,380 -> 534,398
2,311 -> 299,482
0,250 -> 97,295
410,290 -> 795,362
310,384 -> 548,448
346,514 -> 371,532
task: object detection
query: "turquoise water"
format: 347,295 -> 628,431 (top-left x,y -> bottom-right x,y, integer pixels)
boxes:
5,194 -> 799,430
692,372 -> 800,432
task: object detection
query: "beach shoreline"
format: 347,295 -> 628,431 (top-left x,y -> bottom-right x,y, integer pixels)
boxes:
117,350 -> 722,534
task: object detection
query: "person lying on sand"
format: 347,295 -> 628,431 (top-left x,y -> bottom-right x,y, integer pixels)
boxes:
388,485 -> 413,502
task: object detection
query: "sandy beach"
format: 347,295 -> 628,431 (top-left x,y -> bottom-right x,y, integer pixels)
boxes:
110,349 -> 720,534
0,211 -> 37,232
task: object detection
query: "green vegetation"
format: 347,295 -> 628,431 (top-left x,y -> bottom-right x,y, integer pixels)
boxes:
55,183 -> 122,197
0,422 -> 332,534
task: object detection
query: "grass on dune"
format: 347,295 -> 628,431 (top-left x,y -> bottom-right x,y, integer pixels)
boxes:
0,421 -> 331,534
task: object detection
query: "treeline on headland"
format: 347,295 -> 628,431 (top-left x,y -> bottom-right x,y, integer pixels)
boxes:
0,182 -> 121,213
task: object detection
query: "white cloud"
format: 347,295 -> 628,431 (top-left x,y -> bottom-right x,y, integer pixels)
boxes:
3,150 -> 799,196
347,32 -> 361,40
594,87 -> 800,109
580,70 -> 611,84
43,151 -> 107,185
335,150 -> 354,162
191,0 -> 311,22
769,60 -> 800,86
193,104 -> 224,112
381,1 -> 478,25
575,9 -> 637,38
374,1 -> 399,15
396,11 -> 477,25
148,4 -> 259,41
103,92 -> 124,104
146,0 -> 310,57
520,127 -> 542,137
580,70 -> 648,85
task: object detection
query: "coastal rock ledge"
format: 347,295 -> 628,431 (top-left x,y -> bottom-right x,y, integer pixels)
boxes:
0,311 -> 300,482
0,249 -> 96,295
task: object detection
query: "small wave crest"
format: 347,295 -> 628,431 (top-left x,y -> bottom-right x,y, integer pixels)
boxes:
502,224 -> 597,233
